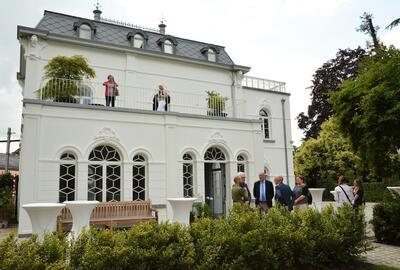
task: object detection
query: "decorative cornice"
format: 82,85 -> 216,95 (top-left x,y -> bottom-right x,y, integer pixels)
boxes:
94,127 -> 120,143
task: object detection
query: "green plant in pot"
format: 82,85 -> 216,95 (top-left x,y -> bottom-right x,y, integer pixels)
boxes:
36,55 -> 95,103
206,91 -> 228,117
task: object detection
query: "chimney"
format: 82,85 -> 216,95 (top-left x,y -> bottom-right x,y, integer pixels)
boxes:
93,8 -> 102,21
158,22 -> 166,35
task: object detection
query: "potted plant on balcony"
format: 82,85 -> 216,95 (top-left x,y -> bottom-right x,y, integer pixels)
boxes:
36,55 -> 95,103
206,91 -> 228,117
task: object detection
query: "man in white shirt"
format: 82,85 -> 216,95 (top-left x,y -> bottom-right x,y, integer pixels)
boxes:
334,175 -> 354,207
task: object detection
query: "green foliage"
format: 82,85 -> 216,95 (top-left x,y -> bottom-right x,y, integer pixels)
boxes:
0,205 -> 369,270
37,55 -> 95,102
295,117 -> 361,195
363,182 -> 400,202
331,46 -> 400,178
206,91 -> 228,116
191,203 -> 212,220
371,193 -> 400,245
297,47 -> 367,139
0,174 -> 13,211
0,234 -> 68,270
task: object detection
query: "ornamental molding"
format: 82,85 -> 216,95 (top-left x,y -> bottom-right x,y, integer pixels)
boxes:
208,131 -> 226,145
94,127 -> 120,143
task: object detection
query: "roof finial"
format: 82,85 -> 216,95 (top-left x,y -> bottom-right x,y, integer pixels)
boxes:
93,1 -> 102,21
158,14 -> 167,34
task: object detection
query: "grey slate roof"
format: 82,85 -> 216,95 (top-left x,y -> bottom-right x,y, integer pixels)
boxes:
35,11 -> 235,65
0,153 -> 19,171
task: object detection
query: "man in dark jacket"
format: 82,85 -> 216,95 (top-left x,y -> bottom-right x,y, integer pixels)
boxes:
253,172 -> 274,214
274,176 -> 293,211
238,172 -> 252,205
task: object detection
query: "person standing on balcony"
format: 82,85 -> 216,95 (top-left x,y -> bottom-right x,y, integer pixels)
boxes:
153,85 -> 171,111
103,75 -> 118,107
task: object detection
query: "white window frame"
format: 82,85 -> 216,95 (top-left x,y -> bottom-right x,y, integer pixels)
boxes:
259,108 -> 271,139
79,24 -> 92,39
182,153 -> 195,198
59,152 -> 77,203
164,39 -> 174,54
132,154 -> 147,201
133,34 -> 145,49
207,48 -> 216,62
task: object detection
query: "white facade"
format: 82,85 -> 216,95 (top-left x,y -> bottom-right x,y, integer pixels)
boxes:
17,11 -> 294,235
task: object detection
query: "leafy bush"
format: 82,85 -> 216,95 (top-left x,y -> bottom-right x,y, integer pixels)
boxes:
371,193 -> 400,245
0,205 -> 369,270
0,174 -> 14,215
363,182 -> 398,202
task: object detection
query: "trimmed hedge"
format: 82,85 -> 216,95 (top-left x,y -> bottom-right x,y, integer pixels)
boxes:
371,194 -> 400,245
363,182 -> 398,202
0,205 -> 369,270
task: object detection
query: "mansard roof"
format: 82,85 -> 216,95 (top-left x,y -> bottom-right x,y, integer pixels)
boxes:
34,11 -> 236,66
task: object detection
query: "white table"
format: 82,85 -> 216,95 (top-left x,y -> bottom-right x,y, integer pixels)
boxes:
309,188 -> 325,212
22,203 -> 66,240
64,200 -> 99,238
387,186 -> 400,197
167,198 -> 197,225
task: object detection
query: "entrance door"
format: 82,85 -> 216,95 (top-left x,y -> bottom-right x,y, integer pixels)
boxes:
204,162 -> 226,216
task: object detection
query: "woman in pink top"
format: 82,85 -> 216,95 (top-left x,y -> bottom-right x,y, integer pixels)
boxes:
103,75 -> 118,107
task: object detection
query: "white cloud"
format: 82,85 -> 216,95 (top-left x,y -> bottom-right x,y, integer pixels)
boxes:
382,27 -> 400,48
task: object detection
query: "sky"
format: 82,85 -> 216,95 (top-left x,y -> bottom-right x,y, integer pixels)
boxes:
1,0 -> 400,152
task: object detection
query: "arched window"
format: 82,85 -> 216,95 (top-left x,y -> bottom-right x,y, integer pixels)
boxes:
88,145 -> 121,202
59,153 -> 76,202
236,154 -> 247,174
75,84 -> 93,105
207,48 -> 216,62
79,24 -> 92,39
132,154 -> 147,201
204,147 -> 226,161
133,34 -> 145,49
259,108 -> 270,139
164,39 -> 174,54
182,153 -> 194,198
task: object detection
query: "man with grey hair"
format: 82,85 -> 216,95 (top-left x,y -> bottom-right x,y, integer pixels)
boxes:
238,172 -> 251,205
274,176 -> 293,211
253,172 -> 274,214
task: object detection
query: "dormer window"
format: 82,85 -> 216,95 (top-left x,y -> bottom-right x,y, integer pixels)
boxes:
157,36 -> 178,55
201,45 -> 220,62
79,24 -> 92,39
207,48 -> 216,62
127,30 -> 148,49
164,39 -> 174,54
73,20 -> 96,40
133,34 -> 145,48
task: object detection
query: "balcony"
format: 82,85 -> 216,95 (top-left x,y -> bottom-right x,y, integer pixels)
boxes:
242,76 -> 286,93
37,78 -> 243,118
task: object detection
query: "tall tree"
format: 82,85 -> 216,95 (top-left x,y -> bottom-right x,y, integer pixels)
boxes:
331,46 -> 400,179
357,12 -> 380,49
295,117 -> 361,190
297,47 -> 366,139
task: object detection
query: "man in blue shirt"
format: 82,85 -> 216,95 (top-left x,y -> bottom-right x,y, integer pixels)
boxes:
253,172 -> 274,214
274,176 -> 293,211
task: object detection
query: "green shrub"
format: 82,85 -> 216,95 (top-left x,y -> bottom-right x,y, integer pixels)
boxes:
363,182 -> 399,202
0,206 -> 368,270
371,194 -> 400,245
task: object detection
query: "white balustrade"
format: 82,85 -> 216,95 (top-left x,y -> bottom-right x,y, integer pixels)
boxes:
22,203 -> 66,240
309,188 -> 325,212
242,76 -> 286,92
387,186 -> 400,197
167,198 -> 197,225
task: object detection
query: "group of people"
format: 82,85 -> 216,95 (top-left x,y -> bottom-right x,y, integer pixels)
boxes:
103,75 -> 171,111
232,172 -> 364,213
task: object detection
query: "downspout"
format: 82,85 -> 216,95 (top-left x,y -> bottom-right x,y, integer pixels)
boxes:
230,71 -> 237,118
281,99 -> 289,184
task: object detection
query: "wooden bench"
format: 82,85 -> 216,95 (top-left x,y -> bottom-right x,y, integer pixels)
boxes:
59,200 -> 158,231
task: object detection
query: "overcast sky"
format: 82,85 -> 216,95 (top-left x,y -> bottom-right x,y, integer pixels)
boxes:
1,0 -> 400,152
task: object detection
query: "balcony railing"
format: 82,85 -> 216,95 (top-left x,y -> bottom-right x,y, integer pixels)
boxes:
242,76 -> 286,93
37,78 -> 243,118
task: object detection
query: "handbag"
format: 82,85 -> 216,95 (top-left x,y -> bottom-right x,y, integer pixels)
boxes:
115,87 -> 119,96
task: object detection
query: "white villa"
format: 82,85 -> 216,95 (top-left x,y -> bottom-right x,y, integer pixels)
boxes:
16,8 -> 295,235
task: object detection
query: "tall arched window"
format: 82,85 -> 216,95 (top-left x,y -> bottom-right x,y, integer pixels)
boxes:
133,34 -> 145,49
259,108 -> 270,139
79,24 -> 92,39
59,153 -> 76,202
236,154 -> 247,174
182,153 -> 194,197
164,39 -> 174,54
207,48 -> 216,62
88,145 -> 121,202
132,154 -> 147,201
